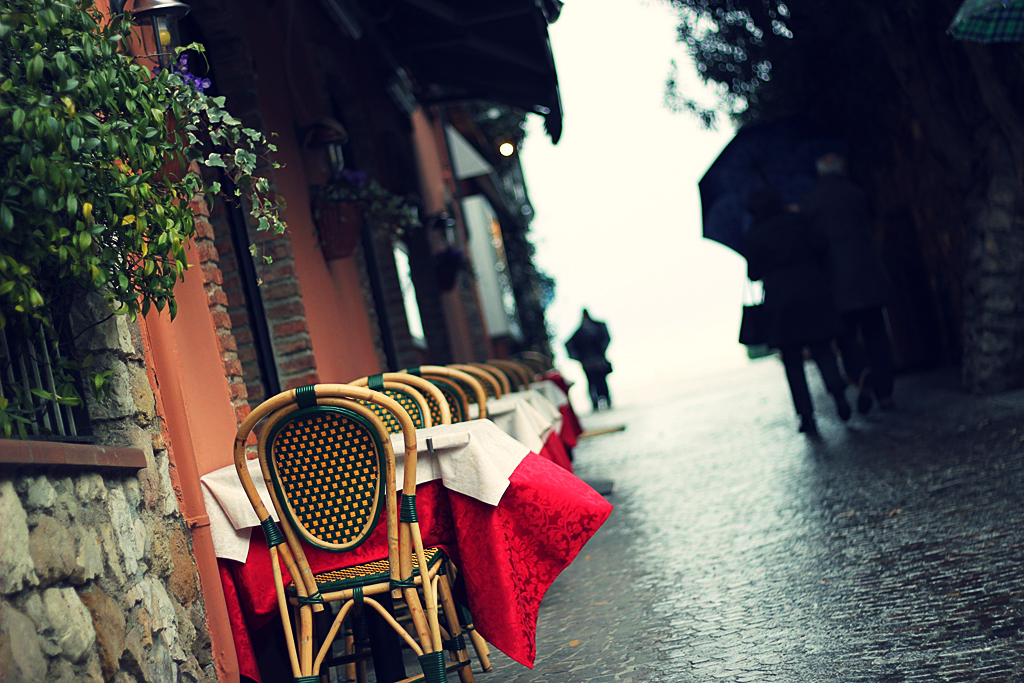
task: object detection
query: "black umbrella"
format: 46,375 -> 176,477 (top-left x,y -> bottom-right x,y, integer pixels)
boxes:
699,117 -> 846,256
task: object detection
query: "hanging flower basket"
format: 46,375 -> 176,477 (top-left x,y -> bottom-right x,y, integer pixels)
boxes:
312,171 -> 421,251
435,246 -> 472,292
313,199 -> 364,259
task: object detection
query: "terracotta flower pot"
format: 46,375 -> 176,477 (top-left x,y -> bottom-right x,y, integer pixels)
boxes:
314,199 -> 364,259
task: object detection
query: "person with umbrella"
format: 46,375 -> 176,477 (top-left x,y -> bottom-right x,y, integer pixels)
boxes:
565,309 -> 613,411
799,153 -> 895,413
744,188 -> 851,435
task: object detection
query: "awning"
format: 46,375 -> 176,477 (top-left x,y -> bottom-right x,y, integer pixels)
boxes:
446,125 -> 495,179
358,0 -> 564,143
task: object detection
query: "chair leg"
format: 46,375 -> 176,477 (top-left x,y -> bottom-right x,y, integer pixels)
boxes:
456,603 -> 492,673
438,575 -> 476,683
418,650 -> 448,683
344,629 -> 356,681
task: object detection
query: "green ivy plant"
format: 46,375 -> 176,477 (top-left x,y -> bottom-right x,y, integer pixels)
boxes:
0,0 -> 287,437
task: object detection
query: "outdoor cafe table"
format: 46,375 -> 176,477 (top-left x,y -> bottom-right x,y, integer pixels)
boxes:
536,372 -> 584,449
202,420 -> 612,682
469,390 -> 574,471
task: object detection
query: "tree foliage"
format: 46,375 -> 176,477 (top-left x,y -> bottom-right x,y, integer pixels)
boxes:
664,0 -> 798,126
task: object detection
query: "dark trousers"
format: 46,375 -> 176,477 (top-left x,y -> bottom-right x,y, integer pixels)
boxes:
584,370 -> 610,409
836,307 -> 894,400
780,342 -> 846,418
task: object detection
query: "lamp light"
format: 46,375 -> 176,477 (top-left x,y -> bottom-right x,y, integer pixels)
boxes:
499,142 -> 515,157
129,0 -> 191,70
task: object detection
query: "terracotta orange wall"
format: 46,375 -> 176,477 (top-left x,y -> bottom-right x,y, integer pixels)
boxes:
411,110 -> 448,215
141,239 -> 241,682
235,0 -> 381,383
410,109 -> 478,361
144,245 -> 240,475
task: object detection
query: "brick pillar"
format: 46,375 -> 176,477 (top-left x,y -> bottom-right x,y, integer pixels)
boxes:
189,0 -> 320,402
190,184 -> 252,429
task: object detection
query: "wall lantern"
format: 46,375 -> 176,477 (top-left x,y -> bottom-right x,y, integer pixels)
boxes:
498,142 -> 515,157
299,118 -> 350,180
110,0 -> 191,71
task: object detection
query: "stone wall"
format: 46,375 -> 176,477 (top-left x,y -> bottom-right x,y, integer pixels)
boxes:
0,299 -> 215,683
962,135 -> 1024,393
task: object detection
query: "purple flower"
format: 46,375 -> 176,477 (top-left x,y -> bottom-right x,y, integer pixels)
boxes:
341,169 -> 367,188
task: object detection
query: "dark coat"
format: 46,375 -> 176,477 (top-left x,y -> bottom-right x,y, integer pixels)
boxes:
566,318 -> 611,375
799,175 -> 892,312
745,209 -> 843,348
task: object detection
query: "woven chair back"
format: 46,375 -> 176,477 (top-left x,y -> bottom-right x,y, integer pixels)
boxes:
405,365 -> 487,420
426,376 -> 469,423
349,372 -> 451,427
450,364 -> 502,399
514,351 -> 552,374
265,403 -> 388,551
514,361 -> 537,385
487,360 -> 532,391
469,363 -> 512,394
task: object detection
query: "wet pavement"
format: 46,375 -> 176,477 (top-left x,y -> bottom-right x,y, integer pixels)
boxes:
483,360 -> 1024,682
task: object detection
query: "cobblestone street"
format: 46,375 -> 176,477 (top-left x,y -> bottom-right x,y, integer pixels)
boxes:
485,360 -> 1024,682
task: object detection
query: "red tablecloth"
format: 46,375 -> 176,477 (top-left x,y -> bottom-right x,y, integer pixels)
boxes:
559,404 -> 582,449
541,431 -> 573,472
541,371 -> 583,449
219,453 -> 612,681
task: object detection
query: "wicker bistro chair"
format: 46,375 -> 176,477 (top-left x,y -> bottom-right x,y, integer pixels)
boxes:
468,363 -> 512,395
350,372 -> 452,427
405,366 -> 488,422
485,360 -> 533,391
512,351 -> 553,375
348,373 -> 449,431
233,384 -> 475,683
351,374 -> 493,671
449,364 -> 502,401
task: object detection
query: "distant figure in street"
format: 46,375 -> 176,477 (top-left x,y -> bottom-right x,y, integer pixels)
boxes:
799,154 -> 895,413
566,309 -> 612,411
744,188 -> 850,435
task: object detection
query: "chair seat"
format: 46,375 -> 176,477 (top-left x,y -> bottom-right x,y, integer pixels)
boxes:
288,547 -> 446,594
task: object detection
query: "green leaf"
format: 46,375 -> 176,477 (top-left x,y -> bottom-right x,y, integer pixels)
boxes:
30,388 -> 55,401
27,54 -> 44,83
204,153 -> 227,168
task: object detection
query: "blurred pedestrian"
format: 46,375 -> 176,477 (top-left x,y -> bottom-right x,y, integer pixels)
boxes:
566,309 -> 612,411
745,188 -> 850,435
800,154 -> 895,412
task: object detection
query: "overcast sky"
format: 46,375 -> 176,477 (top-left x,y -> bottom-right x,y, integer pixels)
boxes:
519,0 -> 750,410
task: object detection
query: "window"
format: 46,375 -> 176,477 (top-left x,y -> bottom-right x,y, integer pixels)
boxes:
392,244 -> 426,348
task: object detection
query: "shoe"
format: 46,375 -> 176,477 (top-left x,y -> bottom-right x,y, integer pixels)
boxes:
856,369 -> 874,414
798,415 -> 818,434
833,389 -> 852,421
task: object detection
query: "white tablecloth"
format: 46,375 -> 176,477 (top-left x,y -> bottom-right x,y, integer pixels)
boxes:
530,380 -> 568,409
200,420 -> 530,562
468,390 -> 560,453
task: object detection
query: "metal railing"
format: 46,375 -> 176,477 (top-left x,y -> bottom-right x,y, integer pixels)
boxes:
0,320 -> 90,440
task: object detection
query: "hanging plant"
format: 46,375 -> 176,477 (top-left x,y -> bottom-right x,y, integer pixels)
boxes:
0,0 -> 287,436
434,246 -> 473,292
314,169 -> 420,244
